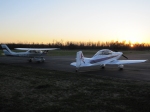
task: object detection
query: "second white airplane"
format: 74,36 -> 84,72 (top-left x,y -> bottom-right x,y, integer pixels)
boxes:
71,49 -> 147,72
1,44 -> 59,62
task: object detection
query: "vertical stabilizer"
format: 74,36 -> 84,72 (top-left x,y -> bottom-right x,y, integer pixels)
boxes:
1,44 -> 13,56
76,51 -> 85,68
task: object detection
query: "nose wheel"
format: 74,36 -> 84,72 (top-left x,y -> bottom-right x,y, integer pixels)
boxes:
41,57 -> 45,62
118,65 -> 124,70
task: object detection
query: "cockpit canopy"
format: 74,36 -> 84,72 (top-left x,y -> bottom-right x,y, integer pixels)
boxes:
94,49 -> 113,56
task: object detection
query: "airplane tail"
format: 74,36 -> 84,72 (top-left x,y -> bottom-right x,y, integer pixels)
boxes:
1,44 -> 13,56
76,51 -> 85,68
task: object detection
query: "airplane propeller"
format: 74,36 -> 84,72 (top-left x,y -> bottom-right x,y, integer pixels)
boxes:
122,54 -> 128,59
113,50 -> 128,59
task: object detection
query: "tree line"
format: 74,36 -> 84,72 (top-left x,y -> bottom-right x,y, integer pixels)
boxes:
1,40 -> 150,50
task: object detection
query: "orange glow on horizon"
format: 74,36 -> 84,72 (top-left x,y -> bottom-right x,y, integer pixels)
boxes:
0,33 -> 150,44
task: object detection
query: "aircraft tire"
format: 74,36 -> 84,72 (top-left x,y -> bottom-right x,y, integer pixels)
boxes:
101,66 -> 105,69
119,68 -> 123,71
28,59 -> 32,62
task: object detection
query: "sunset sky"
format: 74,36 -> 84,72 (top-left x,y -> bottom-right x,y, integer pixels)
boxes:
0,0 -> 150,44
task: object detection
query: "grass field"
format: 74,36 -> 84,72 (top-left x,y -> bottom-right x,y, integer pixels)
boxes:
0,63 -> 150,112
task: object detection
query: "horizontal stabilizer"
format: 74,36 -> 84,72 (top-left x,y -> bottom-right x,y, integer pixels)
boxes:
70,62 -> 76,66
70,62 -> 93,67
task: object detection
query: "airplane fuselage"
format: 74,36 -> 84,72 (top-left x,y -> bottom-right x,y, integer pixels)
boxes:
4,51 -> 46,57
80,52 -> 122,67
1,44 -> 59,63
71,49 -> 147,72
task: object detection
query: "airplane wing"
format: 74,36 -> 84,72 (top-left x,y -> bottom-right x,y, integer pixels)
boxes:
107,60 -> 147,65
71,60 -> 147,67
15,48 -> 59,50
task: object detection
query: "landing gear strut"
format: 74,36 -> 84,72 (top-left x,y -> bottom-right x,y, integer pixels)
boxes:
28,57 -> 45,63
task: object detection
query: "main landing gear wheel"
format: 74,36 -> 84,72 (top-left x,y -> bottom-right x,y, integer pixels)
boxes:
28,58 -> 33,62
101,66 -> 105,69
101,64 -> 105,69
118,65 -> 124,70
76,69 -> 78,72
76,68 -> 79,72
119,68 -> 123,70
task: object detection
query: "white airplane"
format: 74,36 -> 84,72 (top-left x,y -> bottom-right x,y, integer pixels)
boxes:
1,44 -> 59,62
71,49 -> 147,72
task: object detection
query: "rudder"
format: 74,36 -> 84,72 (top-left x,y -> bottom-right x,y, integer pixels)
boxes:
76,51 -> 85,68
1,44 -> 13,56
